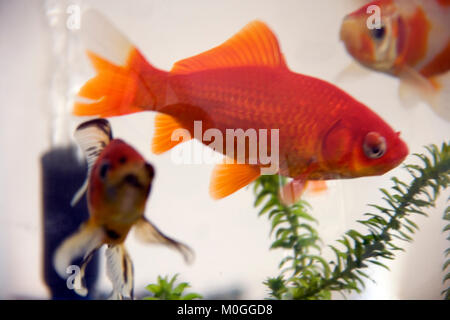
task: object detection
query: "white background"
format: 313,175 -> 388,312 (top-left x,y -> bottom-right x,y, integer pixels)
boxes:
0,0 -> 448,299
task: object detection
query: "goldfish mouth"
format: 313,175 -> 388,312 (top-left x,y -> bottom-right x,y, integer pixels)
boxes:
123,174 -> 145,189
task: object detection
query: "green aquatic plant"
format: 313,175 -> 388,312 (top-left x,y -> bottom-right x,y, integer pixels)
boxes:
143,274 -> 202,300
143,143 -> 448,300
253,175 -> 329,299
443,201 -> 450,300
254,142 -> 449,299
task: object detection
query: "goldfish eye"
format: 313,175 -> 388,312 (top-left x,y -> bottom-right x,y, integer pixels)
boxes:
119,156 -> 127,164
363,132 -> 386,159
370,26 -> 385,40
99,162 -> 110,179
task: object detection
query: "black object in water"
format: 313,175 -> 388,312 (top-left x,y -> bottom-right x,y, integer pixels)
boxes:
41,146 -> 99,299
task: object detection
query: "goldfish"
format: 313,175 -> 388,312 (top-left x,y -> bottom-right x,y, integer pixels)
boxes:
73,11 -> 408,204
340,0 -> 450,120
53,119 -> 193,299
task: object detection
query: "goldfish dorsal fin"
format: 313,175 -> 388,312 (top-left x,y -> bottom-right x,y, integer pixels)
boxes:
209,161 -> 261,199
71,119 -> 113,206
171,21 -> 287,74
152,113 -> 192,154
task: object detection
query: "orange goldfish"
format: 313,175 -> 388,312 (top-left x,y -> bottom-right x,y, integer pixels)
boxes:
73,11 -> 408,204
54,119 -> 192,299
340,0 -> 450,120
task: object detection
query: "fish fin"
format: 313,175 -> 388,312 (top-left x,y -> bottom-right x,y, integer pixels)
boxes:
53,220 -> 104,280
306,180 -> 328,194
105,244 -> 134,300
74,10 -> 166,117
72,247 -> 99,297
171,20 -> 287,74
71,179 -> 89,207
134,217 -> 194,264
209,161 -> 261,199
335,61 -> 371,83
71,119 -> 113,206
279,178 -> 307,206
399,67 -> 450,121
428,73 -> 450,121
151,113 -> 192,154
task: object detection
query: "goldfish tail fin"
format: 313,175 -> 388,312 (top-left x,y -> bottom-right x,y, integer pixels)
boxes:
134,217 -> 194,264
209,161 -> 261,200
105,244 -> 134,300
71,119 -> 113,206
74,10 -> 167,117
399,67 -> 450,121
53,221 -> 104,295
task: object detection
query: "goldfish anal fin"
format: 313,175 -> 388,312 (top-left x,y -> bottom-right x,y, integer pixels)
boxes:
105,244 -> 134,300
210,161 -> 261,200
134,217 -> 194,264
171,20 -> 287,74
152,113 -> 193,154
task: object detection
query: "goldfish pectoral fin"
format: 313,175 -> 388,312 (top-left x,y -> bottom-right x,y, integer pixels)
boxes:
171,20 -> 287,74
209,162 -> 261,200
399,69 -> 450,121
105,244 -> 134,300
71,119 -> 113,206
151,113 -> 192,154
306,180 -> 328,195
134,218 -> 194,264
428,73 -> 450,121
53,221 -> 104,280
398,67 -> 433,106
279,179 -> 307,206
335,61 -> 371,83
70,178 -> 88,207
74,10 -> 162,117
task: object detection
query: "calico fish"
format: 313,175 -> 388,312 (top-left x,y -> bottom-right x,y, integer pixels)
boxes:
53,119 -> 193,299
340,0 -> 450,120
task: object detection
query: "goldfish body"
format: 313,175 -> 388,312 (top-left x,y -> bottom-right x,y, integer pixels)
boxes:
74,11 -> 408,204
54,119 -> 192,299
340,0 -> 450,120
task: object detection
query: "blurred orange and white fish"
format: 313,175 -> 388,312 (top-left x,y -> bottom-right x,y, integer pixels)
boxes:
340,0 -> 450,120
53,119 -> 193,299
